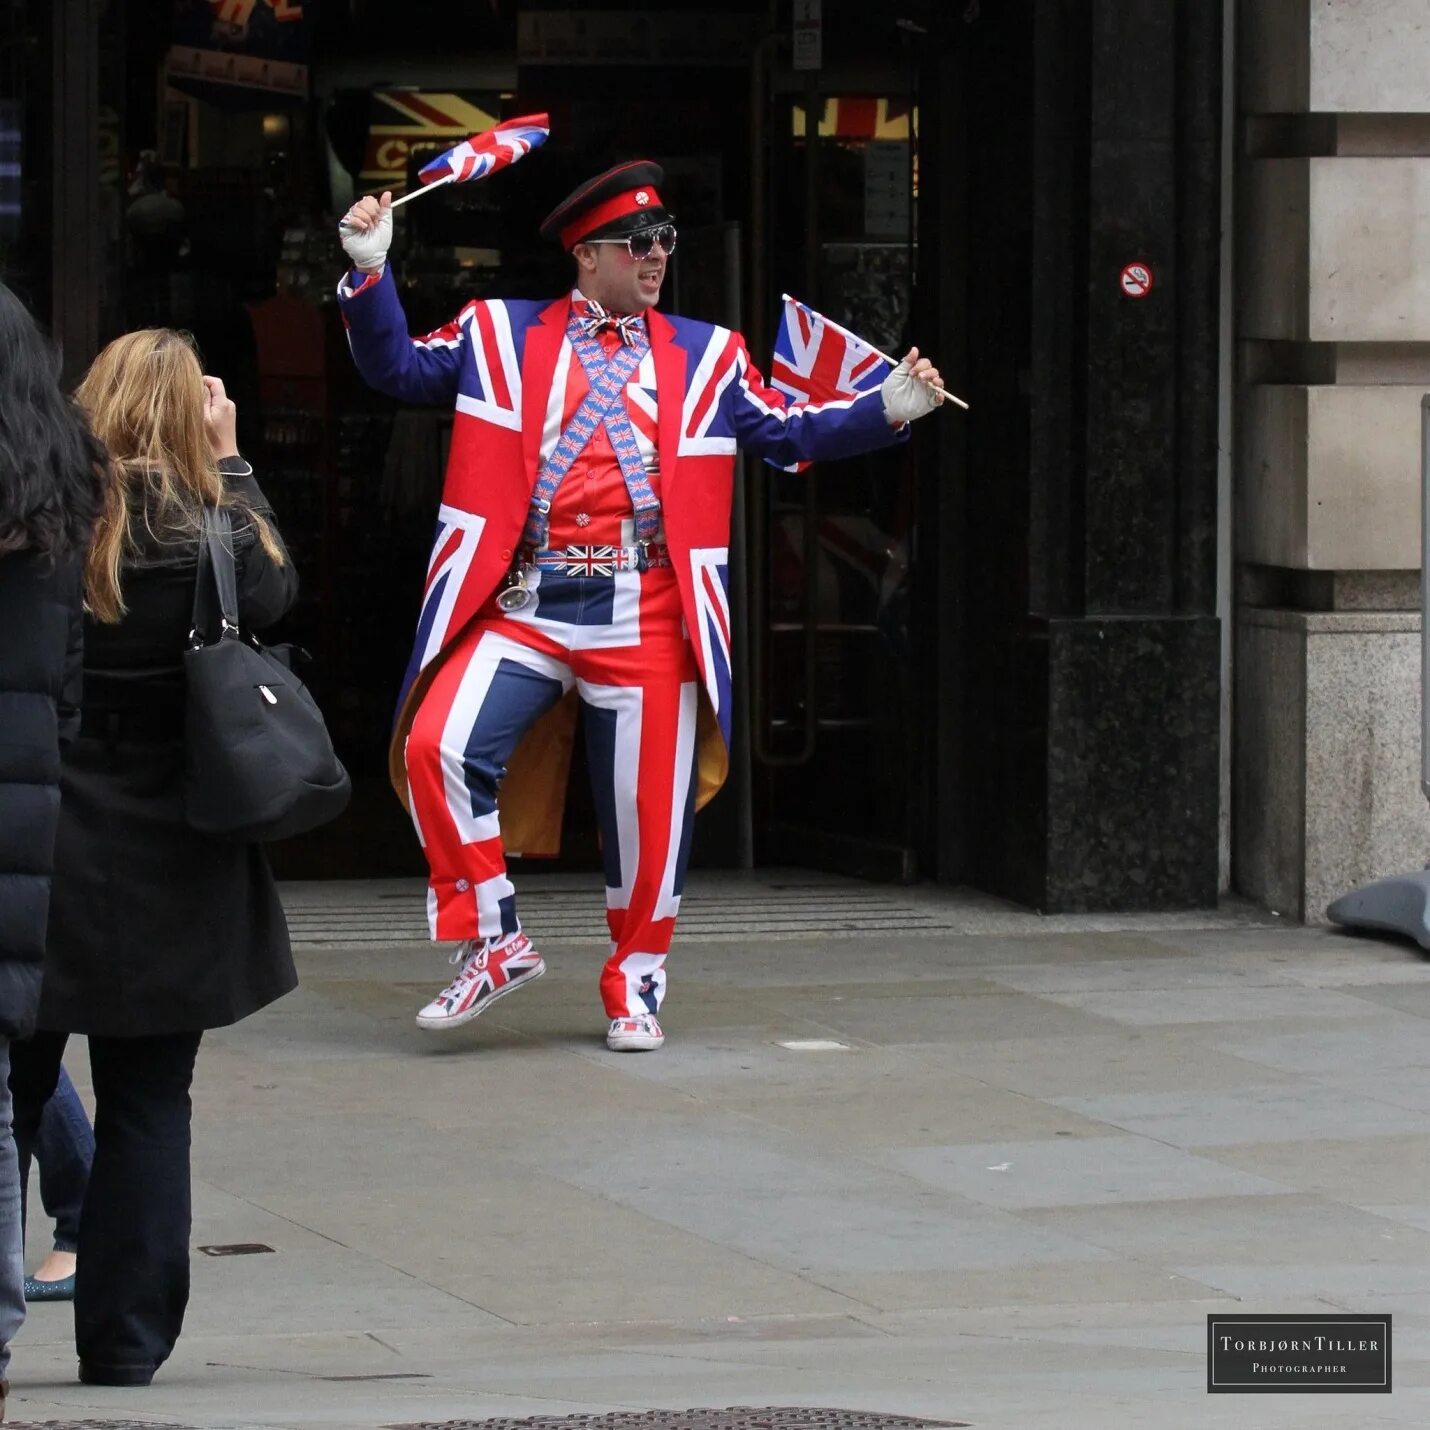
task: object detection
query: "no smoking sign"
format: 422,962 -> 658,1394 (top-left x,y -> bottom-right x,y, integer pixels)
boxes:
1120,261 -> 1154,298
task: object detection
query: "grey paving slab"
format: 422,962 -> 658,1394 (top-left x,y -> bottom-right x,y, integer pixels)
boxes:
810,1263 -> 1225,1313
191,1108 -> 522,1202
1149,925 -> 1384,957
891,1136 -> 1288,1208
502,1128 -> 1118,1275
251,1182 -> 866,1326
1307,1067 -> 1430,1114
1330,980 -> 1430,1016
905,1032 -> 1306,1098
191,1047 -> 471,1120
187,1179 -> 360,1256
1193,1134 -> 1430,1204
1210,1014 -> 1430,1077
1018,1193 -> 1430,1266
1239,957 -> 1430,991
1361,1204 -> 1430,1234
10,891 -> 1430,1430
1176,1261 -> 1430,1301
788,989 -> 1128,1045
185,1243 -> 514,1338
1051,1082 -> 1430,1145
621,1051 -> 1115,1147
982,953 -> 1297,994
595,1333 -> 1200,1384
202,984 -> 418,1062
1327,1289 -> 1430,1324
1037,985 -> 1391,1025
543,1028 -> 885,1087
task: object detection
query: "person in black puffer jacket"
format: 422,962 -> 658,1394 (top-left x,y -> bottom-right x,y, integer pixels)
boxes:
0,279 -> 105,1420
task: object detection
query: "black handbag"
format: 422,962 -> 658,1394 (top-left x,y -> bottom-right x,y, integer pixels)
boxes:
183,504 -> 351,841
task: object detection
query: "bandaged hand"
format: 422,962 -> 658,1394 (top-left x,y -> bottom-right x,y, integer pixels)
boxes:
339,192 -> 393,275
881,347 -> 946,425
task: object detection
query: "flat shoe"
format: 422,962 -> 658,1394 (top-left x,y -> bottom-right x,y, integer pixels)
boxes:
25,1273 -> 76,1302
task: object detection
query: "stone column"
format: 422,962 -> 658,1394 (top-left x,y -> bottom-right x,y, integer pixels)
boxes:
955,0 -> 1224,912
1235,0 -> 1430,920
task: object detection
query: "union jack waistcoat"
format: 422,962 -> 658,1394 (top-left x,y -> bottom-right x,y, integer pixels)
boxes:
338,267 -> 906,818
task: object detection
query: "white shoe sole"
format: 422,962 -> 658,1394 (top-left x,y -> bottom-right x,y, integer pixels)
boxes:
415,959 -> 545,1031
606,1030 -> 664,1052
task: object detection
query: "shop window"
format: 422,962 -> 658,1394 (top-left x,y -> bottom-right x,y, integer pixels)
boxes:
0,0 -> 52,319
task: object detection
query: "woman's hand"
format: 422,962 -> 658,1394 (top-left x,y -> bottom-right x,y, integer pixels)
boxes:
202,375 -> 239,459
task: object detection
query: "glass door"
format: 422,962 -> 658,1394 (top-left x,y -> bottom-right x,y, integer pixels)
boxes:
749,82 -> 924,881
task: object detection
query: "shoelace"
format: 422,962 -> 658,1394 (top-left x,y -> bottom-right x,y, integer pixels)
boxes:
448,938 -> 479,967
443,931 -> 526,979
436,938 -> 487,998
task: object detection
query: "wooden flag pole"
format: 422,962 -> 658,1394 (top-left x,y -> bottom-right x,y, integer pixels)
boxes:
780,293 -> 969,410
389,173 -> 457,209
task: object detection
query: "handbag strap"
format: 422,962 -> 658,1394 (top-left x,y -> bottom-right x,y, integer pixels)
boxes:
190,504 -> 240,644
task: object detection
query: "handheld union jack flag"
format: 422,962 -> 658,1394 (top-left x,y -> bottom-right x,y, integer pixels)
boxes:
417,113 -> 550,188
767,294 -> 894,470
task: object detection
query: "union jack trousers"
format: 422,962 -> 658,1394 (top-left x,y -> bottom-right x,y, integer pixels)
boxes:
404,564 -> 698,1020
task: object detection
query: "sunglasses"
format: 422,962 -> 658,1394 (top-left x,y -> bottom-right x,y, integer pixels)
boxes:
584,223 -> 678,261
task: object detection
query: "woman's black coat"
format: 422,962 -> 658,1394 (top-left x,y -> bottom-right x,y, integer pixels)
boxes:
0,550 -> 83,1040
39,459 -> 300,1037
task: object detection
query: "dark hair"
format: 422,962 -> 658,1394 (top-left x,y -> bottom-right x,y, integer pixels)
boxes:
0,282 -> 106,560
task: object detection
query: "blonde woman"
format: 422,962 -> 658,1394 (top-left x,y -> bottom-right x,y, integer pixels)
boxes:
8,329 -> 298,1389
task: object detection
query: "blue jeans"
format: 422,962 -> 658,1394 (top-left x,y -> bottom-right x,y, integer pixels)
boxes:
35,1066 -> 93,1254
0,1040 -> 26,1381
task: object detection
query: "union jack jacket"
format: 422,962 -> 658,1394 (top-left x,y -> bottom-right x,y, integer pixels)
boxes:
338,268 -> 907,852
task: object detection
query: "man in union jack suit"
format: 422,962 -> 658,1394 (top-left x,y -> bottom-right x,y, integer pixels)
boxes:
338,160 -> 944,1051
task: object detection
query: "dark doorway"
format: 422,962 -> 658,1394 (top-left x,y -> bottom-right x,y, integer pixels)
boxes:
746,40 -> 927,882
15,0 -> 1224,906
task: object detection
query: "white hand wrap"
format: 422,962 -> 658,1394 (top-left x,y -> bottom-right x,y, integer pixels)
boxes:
881,360 -> 942,424
339,205 -> 392,274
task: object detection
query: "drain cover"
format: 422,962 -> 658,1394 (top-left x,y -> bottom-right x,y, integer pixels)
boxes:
10,1422 -> 202,1429
388,1411 -> 967,1430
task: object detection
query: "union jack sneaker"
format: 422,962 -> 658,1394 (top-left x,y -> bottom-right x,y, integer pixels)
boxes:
415,931 -> 544,1031
606,1013 -> 664,1052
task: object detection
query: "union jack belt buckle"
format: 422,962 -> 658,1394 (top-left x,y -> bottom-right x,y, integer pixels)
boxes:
563,544 -> 619,577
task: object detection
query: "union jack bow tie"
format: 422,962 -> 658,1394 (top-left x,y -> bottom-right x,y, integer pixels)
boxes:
579,300 -> 645,347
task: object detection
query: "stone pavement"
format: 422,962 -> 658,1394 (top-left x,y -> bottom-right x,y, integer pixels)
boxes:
7,871 -> 1430,1429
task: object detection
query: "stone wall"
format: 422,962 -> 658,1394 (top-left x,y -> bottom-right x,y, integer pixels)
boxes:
1235,0 -> 1430,920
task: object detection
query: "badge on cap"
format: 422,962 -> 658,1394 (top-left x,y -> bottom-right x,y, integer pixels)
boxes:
635,190 -> 650,206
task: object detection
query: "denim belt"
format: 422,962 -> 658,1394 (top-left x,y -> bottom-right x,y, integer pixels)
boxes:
525,543 -> 672,577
